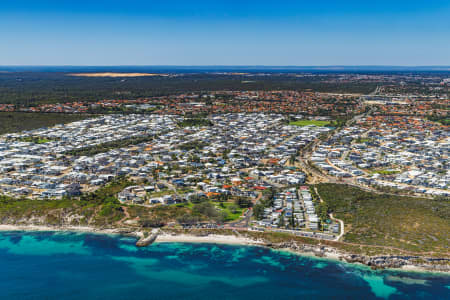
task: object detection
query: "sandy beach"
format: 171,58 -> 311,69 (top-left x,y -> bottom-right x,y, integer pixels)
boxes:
0,225 -> 261,245
156,233 -> 263,246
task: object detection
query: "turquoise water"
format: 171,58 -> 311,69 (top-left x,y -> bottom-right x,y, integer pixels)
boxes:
0,231 -> 448,299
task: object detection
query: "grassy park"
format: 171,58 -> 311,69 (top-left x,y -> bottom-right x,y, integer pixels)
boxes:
289,120 -> 331,127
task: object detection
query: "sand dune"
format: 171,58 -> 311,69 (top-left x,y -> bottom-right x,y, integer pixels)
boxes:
68,72 -> 168,77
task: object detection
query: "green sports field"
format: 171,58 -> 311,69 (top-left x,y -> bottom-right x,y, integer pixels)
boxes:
289,120 -> 331,126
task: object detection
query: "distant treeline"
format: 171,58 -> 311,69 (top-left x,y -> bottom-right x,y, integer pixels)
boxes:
178,140 -> 208,151
64,135 -> 155,156
0,112 -> 92,135
0,72 -> 382,104
427,115 -> 450,126
178,118 -> 213,127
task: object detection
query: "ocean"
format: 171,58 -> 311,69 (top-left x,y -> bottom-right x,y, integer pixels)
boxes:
0,231 -> 448,299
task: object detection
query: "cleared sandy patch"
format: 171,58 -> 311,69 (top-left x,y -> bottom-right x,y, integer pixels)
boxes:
68,72 -> 168,77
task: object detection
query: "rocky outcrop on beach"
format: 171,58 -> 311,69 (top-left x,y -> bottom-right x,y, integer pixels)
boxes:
136,229 -> 160,247
267,241 -> 338,257
342,254 -> 450,272
265,241 -> 450,272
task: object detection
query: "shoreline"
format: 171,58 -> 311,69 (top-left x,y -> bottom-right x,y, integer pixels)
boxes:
0,224 -> 122,235
0,224 -> 448,274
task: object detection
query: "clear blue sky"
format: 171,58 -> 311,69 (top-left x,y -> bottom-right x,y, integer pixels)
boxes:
1,0 -> 449,66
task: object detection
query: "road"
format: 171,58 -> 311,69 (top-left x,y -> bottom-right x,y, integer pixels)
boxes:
296,106 -> 378,187
226,208 -> 253,228
226,191 -> 261,228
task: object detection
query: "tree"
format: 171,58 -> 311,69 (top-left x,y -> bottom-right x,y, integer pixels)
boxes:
253,204 -> 265,220
289,213 -> 295,228
152,169 -> 159,180
177,213 -> 199,225
190,195 -> 207,204
234,196 -> 253,208
228,204 -> 239,214
279,214 -> 285,227
214,211 -> 229,224
140,217 -> 165,228
289,154 -> 296,165
317,197 -> 329,223
262,188 -> 275,203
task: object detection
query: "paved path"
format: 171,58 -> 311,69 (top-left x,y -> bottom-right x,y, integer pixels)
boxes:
329,213 -> 345,241
117,206 -> 131,225
314,186 -> 345,242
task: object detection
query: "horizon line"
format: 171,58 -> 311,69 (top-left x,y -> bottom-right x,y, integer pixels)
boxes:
1,64 -> 450,67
